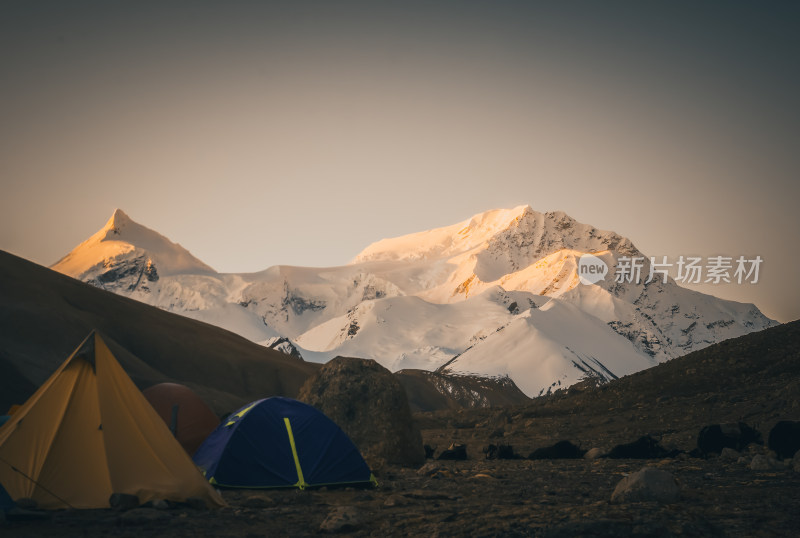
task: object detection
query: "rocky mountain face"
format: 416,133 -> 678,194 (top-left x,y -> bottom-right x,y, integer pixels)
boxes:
51,206 -> 776,399
395,369 -> 531,412
264,337 -> 304,360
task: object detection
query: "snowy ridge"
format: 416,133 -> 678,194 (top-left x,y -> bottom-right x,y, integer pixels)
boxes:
437,300 -> 656,397
51,207 -> 776,398
353,206 -> 534,263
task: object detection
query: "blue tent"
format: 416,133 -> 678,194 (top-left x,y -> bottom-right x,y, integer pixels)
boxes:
0,481 -> 13,512
193,397 -> 376,489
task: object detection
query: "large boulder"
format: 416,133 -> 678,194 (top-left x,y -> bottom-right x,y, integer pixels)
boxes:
298,357 -> 425,467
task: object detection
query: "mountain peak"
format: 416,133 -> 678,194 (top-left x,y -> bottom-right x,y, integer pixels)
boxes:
102,208 -> 133,237
351,205 -> 634,266
52,209 -> 216,278
471,204 -> 530,224
352,205 -> 537,264
109,208 -> 130,225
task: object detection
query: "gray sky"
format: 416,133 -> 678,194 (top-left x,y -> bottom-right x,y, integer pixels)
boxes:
1,1 -> 798,322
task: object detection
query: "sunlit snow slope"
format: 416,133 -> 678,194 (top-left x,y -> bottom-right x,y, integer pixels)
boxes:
52,206 -> 775,397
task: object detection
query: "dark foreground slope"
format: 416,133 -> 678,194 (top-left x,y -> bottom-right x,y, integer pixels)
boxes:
0,250 -> 319,414
4,318 -> 798,537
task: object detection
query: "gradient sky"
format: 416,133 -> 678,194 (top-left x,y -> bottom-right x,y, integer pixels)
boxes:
1,2 -> 798,322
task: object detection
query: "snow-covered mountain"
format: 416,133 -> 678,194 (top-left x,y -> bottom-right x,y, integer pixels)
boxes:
53,209 -> 216,280
51,206 -> 776,397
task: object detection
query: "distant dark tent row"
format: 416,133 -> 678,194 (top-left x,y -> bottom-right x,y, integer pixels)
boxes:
193,397 -> 376,489
142,383 -> 220,456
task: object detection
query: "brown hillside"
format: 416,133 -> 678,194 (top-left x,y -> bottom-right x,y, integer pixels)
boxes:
0,250 -> 319,414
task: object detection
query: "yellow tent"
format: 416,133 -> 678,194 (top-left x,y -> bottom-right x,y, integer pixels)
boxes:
0,331 -> 225,509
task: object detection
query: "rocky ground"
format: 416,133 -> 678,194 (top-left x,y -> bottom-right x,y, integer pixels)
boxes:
2,323 -> 799,537
2,449 -> 798,537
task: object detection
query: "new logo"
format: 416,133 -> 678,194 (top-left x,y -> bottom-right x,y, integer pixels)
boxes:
577,254 -> 609,285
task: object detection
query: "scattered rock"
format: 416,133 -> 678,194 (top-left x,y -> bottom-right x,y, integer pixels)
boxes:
719,447 -> 740,462
241,494 -> 275,508
383,494 -> 408,507
472,473 -> 495,479
423,444 -> 436,459
118,508 -> 171,526
529,440 -> 585,460
608,435 -> 677,459
697,423 -> 762,455
750,454 -> 782,471
767,421 -> 800,459
610,467 -> 680,504
109,493 -> 139,512
150,499 -> 170,510
437,443 -> 467,460
416,462 -> 444,476
319,506 -> 361,533
298,357 -> 425,466
583,448 -> 605,460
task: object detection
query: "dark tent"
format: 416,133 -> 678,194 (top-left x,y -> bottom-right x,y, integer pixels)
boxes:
193,397 -> 376,489
143,383 -> 220,456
